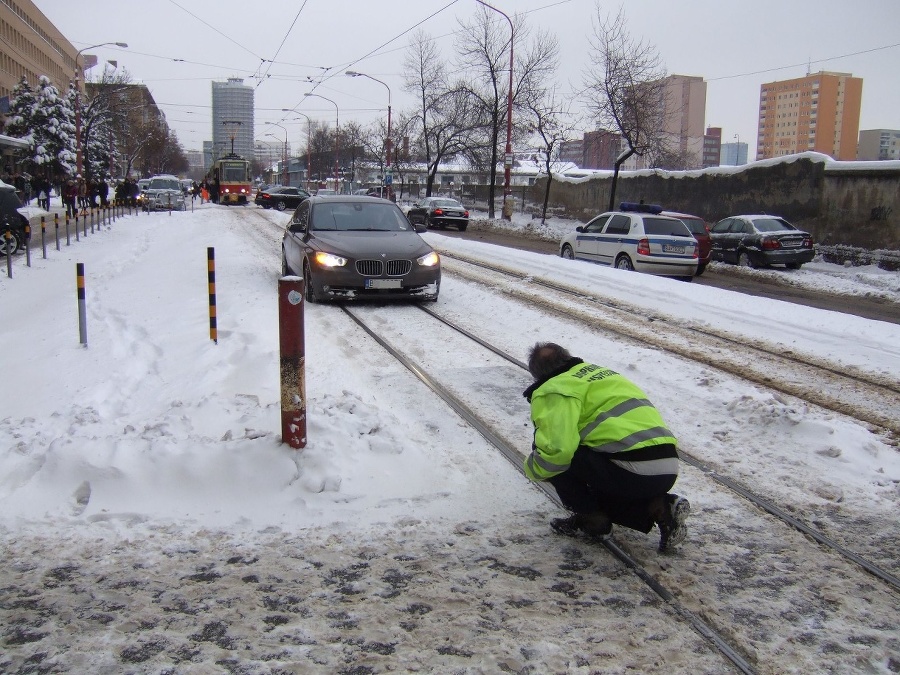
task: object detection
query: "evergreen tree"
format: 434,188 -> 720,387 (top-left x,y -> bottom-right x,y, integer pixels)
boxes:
5,77 -> 38,173
31,77 -> 77,180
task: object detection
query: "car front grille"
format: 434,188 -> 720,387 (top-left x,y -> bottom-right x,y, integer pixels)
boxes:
355,259 -> 412,277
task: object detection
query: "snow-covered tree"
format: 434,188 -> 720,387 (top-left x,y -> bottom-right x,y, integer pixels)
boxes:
4,77 -> 37,145
30,77 -> 77,179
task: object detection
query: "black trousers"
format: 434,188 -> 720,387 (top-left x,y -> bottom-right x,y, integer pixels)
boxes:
547,446 -> 677,533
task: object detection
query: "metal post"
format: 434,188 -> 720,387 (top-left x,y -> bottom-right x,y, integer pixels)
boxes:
278,277 -> 307,449
4,230 -> 11,278
55,213 -> 61,250
24,225 -> 31,267
41,217 -> 47,259
207,247 -> 217,343
74,214 -> 79,242
76,263 -> 88,346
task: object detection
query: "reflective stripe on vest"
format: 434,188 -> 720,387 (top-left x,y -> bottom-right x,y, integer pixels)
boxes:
579,398 -> 654,441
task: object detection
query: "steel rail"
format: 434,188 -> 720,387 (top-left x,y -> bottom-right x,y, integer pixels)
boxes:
342,305 -> 757,675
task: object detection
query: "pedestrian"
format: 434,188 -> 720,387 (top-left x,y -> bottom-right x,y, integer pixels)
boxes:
201,182 -> 209,204
522,342 -> 691,552
98,178 -> 109,208
64,179 -> 79,217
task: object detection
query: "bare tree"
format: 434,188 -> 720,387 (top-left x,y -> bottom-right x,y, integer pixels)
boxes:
403,30 -> 477,197
582,5 -> 667,210
525,88 -> 580,224
455,7 -> 558,218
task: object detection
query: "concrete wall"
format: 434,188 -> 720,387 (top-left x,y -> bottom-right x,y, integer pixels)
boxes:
533,155 -> 900,250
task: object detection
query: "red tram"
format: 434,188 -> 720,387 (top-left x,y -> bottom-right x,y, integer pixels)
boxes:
208,154 -> 252,205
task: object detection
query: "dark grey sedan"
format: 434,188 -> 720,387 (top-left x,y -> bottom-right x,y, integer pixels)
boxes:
709,215 -> 815,269
406,197 -> 469,231
281,196 -> 440,303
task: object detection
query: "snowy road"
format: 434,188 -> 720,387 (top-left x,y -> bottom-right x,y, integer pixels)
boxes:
2,204 -> 898,673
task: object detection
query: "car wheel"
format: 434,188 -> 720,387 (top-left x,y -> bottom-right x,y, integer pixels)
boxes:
786,262 -> 802,270
695,263 -> 707,276
303,262 -> 321,303
615,255 -> 634,271
424,215 -> 431,229
560,244 -> 575,259
0,230 -> 21,255
738,251 -> 756,268
276,200 -> 287,212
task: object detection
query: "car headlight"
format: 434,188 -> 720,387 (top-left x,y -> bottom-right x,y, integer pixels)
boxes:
314,251 -> 347,268
417,251 -> 440,267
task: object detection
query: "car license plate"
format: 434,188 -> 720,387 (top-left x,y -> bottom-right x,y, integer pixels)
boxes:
663,244 -> 685,254
365,279 -> 402,289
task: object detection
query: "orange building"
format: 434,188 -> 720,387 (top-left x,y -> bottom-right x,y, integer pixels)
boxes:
756,71 -> 862,161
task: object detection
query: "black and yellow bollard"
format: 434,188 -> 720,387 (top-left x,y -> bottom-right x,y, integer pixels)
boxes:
24,224 -> 31,267
208,247 -> 217,344
41,216 -> 47,259
76,263 -> 88,346
55,213 -> 61,251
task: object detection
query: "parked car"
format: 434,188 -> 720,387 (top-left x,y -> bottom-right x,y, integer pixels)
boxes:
257,186 -> 310,211
0,180 -> 30,255
709,215 -> 815,269
559,202 -> 698,279
281,195 -> 440,303
406,197 -> 469,231
662,210 -> 712,276
142,175 -> 186,211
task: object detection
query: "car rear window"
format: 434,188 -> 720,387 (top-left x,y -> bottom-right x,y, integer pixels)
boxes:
676,217 -> 708,235
642,217 -> 693,237
753,218 -> 795,232
432,200 -> 462,208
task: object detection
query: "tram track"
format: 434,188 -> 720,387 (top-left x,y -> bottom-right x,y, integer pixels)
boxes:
437,250 -> 900,443
339,300 -> 900,674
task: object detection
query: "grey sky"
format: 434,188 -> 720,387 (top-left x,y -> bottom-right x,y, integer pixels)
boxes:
33,0 -> 900,157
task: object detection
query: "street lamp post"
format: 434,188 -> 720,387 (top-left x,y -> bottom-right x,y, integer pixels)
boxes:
345,71 -> 392,199
475,1 -> 513,220
284,111 -> 313,192
74,41 -> 127,178
733,133 -> 741,166
305,93 -> 339,193
268,123 -> 289,185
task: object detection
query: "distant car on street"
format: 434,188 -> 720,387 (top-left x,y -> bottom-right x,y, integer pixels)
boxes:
0,180 -> 30,255
256,186 -> 310,211
281,195 -> 440,303
406,197 -> 469,231
559,202 -> 698,279
142,175 -> 186,211
709,215 -> 815,269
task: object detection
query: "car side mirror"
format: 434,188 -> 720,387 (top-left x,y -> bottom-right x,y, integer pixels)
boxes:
414,222 -> 426,233
289,222 -> 305,234
575,226 -> 585,233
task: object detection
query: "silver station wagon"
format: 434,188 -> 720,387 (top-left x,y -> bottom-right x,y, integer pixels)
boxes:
559,202 -> 699,280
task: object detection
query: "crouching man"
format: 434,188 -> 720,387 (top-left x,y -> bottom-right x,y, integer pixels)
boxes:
523,342 -> 690,552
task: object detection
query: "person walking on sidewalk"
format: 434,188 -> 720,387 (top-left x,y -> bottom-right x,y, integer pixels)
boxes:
523,342 -> 691,552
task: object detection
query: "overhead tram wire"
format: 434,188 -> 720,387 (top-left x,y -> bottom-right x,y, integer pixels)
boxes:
255,0 -> 312,89
165,0 -> 266,61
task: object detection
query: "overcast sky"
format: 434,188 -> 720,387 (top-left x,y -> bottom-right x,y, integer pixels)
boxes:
33,0 -> 900,157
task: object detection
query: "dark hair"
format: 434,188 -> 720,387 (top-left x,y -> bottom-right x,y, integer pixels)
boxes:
527,342 -> 572,380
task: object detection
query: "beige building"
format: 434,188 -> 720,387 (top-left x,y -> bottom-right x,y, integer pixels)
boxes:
661,74 -> 708,167
757,71 -> 863,161
857,129 -> 900,161
0,0 -> 78,110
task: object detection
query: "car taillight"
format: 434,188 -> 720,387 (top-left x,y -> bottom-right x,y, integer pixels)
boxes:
803,237 -> 814,247
760,237 -> 780,250
637,238 -> 650,256
692,243 -> 699,259
433,208 -> 444,215
464,210 -> 469,217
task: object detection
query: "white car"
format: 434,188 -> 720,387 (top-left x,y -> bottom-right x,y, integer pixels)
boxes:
142,175 -> 186,211
559,202 -> 698,279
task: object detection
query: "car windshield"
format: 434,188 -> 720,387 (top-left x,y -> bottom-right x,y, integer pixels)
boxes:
311,202 -> 414,232
642,217 -> 693,237
149,178 -> 181,191
432,199 -> 462,208
752,218 -> 796,232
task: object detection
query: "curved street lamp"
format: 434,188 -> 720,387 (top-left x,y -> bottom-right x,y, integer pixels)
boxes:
268,122 -> 289,185
283,109 -> 313,192
305,93 -> 339,193
74,41 -> 128,177
345,71 -> 392,198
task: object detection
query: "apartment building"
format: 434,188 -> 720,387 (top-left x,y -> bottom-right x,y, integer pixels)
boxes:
211,78 -> 254,162
857,129 -> 900,161
702,127 -> 722,168
757,71 -> 862,161
661,74 -> 708,168
0,0 -> 77,111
